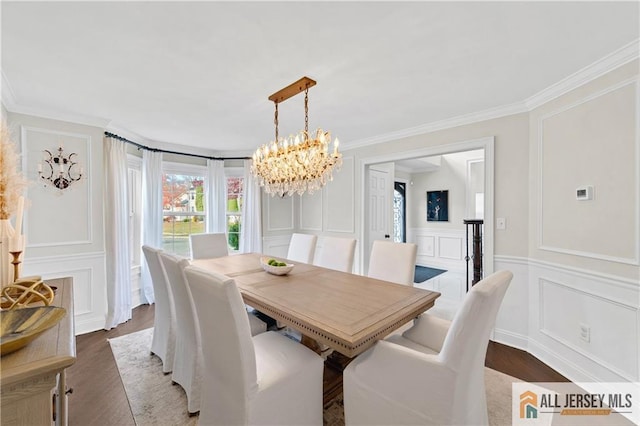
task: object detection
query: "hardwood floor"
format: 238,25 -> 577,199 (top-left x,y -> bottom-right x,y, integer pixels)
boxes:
67,304 -> 567,425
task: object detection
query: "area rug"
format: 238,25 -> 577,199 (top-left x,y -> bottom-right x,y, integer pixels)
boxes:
110,328 -> 517,426
414,265 -> 447,283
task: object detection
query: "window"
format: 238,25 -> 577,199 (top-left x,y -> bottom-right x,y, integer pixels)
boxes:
162,164 -> 206,256
393,181 -> 406,243
225,169 -> 243,252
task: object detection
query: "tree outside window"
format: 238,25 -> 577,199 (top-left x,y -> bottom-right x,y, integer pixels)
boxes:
226,176 -> 243,251
162,173 -> 205,256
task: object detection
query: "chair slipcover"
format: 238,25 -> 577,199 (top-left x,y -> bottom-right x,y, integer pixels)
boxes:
158,252 -> 201,414
189,232 -> 229,260
159,253 -> 268,415
141,245 -> 176,373
184,265 -> 323,425
344,270 -> 513,425
286,233 -> 318,264
367,240 -> 417,286
313,236 -> 357,273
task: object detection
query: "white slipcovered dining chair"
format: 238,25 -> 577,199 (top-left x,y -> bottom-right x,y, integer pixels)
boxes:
141,245 -> 176,374
189,232 -> 228,260
286,233 -> 318,264
344,270 -> 513,426
313,236 -> 357,273
184,265 -> 323,425
367,240 -> 417,285
159,252 -> 268,415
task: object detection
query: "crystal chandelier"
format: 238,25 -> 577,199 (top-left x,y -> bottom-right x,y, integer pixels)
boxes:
251,77 -> 342,197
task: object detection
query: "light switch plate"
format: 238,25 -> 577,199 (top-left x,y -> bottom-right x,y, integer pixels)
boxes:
496,217 -> 506,230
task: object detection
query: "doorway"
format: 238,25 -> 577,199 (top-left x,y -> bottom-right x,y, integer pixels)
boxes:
360,136 -> 495,277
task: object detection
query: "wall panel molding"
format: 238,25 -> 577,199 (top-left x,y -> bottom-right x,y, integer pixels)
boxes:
22,252 -> 106,335
21,125 -> 94,247
493,255 -> 639,383
265,194 -> 294,232
326,156 -> 355,233
410,228 -> 465,271
537,78 -> 639,265
539,277 -> 638,380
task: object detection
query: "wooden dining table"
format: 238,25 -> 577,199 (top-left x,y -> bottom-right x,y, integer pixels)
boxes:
192,252 -> 440,358
191,252 -> 440,404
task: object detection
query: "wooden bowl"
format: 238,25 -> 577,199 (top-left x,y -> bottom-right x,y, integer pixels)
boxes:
0,306 -> 67,356
260,256 -> 294,276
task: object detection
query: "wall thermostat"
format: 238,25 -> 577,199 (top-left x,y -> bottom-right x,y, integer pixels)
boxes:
576,186 -> 593,201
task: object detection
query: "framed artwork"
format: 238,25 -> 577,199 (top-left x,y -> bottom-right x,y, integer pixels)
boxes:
427,190 -> 448,222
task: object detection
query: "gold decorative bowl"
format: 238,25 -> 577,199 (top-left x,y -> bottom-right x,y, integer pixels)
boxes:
0,306 -> 67,356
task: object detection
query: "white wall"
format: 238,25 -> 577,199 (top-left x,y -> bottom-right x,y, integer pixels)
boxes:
8,112 -> 107,334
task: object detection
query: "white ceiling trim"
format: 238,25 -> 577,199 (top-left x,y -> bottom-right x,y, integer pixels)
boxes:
344,101 -> 528,151
346,39 -> 640,152
525,38 -> 640,110
1,69 -> 18,109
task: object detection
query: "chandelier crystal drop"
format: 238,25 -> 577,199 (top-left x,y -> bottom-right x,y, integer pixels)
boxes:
251,77 -> 342,197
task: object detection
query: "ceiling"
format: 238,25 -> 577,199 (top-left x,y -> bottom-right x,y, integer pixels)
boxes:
2,2 -> 638,156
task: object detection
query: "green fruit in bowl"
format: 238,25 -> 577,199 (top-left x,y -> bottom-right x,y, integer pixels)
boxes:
277,262 -> 287,267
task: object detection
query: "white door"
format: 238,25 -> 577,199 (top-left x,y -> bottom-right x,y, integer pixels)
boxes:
365,164 -> 394,272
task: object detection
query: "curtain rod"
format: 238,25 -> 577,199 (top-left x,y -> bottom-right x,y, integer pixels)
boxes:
104,131 -> 250,161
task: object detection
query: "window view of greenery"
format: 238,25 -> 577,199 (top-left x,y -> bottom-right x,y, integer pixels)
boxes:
162,173 -> 205,256
227,177 -> 243,251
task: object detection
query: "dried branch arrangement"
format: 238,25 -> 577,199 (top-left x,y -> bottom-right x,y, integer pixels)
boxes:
0,122 -> 28,220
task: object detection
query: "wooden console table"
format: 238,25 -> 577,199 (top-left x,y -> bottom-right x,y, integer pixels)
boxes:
1,277 -> 76,426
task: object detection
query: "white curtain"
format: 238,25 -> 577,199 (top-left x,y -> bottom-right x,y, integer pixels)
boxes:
205,159 -> 226,233
104,137 -> 132,330
140,150 -> 163,305
240,159 -> 262,253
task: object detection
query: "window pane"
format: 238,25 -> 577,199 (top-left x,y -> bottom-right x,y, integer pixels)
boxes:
162,173 -> 205,256
227,177 -> 243,212
226,175 -> 244,252
227,214 -> 241,251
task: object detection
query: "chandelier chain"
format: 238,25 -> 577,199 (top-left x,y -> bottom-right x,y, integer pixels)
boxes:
274,102 -> 279,141
304,87 -> 309,135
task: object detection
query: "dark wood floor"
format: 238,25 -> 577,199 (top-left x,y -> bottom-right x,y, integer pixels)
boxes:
67,304 -> 567,425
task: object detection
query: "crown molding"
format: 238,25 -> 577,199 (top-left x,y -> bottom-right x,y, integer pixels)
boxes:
345,39 -> 640,152
525,39 -> 640,110
1,69 -> 18,109
344,101 -> 527,151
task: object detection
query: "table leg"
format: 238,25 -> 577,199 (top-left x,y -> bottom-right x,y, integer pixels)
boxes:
300,334 -> 322,354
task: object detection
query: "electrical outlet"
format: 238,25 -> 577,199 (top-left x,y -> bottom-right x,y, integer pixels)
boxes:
496,217 -> 506,230
579,323 -> 590,342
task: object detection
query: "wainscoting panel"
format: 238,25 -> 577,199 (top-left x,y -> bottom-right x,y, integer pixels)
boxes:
438,236 -> 463,260
300,190 -> 323,232
539,277 -> 638,381
265,193 -> 294,232
415,235 -> 435,257
22,252 -> 107,335
326,156 -> 355,233
493,256 -> 530,351
528,259 -> 639,383
409,228 -> 465,272
262,235 -> 291,259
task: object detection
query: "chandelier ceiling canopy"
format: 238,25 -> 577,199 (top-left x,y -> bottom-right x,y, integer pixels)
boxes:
251,76 -> 342,197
